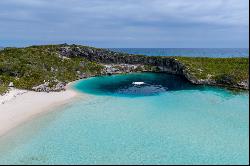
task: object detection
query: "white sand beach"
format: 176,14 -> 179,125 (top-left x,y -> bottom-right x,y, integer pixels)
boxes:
0,87 -> 78,137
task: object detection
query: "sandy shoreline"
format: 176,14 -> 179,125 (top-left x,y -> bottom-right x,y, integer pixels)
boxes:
0,84 -> 79,137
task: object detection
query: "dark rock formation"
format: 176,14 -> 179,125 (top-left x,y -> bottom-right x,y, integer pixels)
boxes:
102,64 -> 148,75
58,44 -> 249,90
58,44 -> 185,76
32,81 -> 66,92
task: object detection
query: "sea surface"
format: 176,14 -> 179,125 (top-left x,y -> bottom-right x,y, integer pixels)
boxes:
0,73 -> 249,165
109,48 -> 249,57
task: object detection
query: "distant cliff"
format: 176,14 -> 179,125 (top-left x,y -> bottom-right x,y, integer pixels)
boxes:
0,44 -> 249,94
58,44 -> 249,90
58,44 -> 185,75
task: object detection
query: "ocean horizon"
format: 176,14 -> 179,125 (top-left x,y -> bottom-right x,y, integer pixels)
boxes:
0,0 -> 249,164
1,47 -> 249,58
109,48 -> 249,58
0,46 -> 249,165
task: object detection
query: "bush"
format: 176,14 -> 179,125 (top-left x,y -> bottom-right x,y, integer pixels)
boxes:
0,45 -> 104,90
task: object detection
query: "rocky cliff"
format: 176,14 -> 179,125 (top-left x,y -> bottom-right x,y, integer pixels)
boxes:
1,44 -> 247,94
58,44 -> 185,75
58,44 -> 249,90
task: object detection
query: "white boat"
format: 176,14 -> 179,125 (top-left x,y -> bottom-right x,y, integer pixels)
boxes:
132,82 -> 145,85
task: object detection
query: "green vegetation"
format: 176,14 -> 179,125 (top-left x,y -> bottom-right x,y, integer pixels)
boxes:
0,44 -> 248,94
0,45 -> 104,94
0,84 -> 8,95
143,65 -> 161,72
176,57 -> 249,84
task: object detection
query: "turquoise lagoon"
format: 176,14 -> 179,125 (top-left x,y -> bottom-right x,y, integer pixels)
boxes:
0,73 -> 249,165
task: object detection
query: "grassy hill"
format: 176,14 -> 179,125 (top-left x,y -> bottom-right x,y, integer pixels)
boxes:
176,57 -> 249,88
0,45 -> 104,94
0,44 -> 249,94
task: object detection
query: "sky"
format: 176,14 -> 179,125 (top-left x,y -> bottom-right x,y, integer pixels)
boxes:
0,0 -> 249,48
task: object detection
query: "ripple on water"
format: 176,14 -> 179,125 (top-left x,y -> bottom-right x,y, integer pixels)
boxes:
0,73 -> 248,165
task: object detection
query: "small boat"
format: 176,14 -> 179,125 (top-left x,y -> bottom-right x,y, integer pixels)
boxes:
132,82 -> 145,85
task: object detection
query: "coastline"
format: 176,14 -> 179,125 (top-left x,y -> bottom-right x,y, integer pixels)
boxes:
0,82 -> 80,137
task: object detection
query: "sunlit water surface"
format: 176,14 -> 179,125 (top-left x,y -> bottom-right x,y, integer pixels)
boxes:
0,73 -> 249,165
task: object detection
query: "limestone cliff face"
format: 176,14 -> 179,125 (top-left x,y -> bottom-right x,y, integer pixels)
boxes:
58,45 -> 249,90
58,45 -> 185,75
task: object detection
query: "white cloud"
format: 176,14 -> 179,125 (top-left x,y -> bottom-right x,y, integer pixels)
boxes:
0,0 -> 248,47
1,0 -> 248,26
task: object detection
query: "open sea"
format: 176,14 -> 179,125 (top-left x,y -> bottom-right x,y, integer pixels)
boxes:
0,49 -> 249,165
109,48 -> 249,57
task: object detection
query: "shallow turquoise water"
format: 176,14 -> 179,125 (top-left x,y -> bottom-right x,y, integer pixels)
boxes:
0,73 -> 249,165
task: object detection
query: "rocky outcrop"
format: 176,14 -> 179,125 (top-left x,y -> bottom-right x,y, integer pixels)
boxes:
102,64 -> 149,75
58,44 -> 249,90
58,44 -> 185,76
236,80 -> 249,90
32,81 -> 66,92
182,69 -> 249,90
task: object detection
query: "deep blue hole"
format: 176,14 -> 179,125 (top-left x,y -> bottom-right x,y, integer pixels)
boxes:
74,72 -> 201,97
